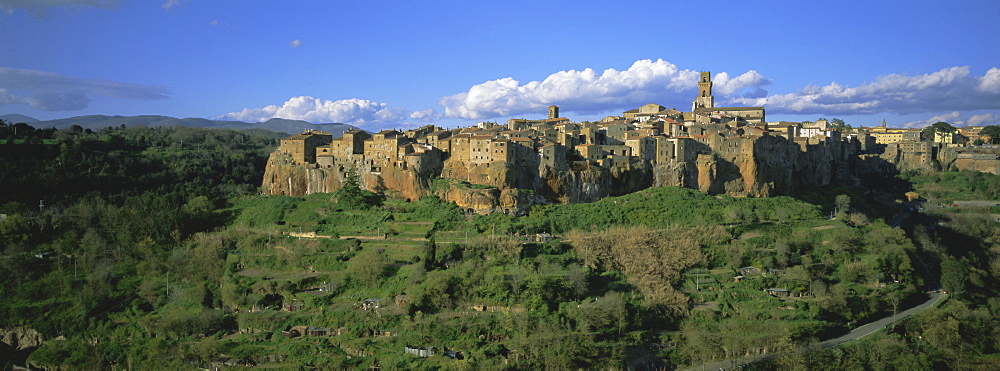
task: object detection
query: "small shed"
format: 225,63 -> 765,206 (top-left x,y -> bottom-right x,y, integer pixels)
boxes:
284,299 -> 304,312
405,345 -> 434,358
281,325 -> 309,338
319,281 -> 337,292
307,326 -> 331,337
764,288 -> 790,297
535,232 -> 555,243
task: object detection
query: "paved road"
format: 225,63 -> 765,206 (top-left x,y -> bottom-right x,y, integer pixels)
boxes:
821,291 -> 944,347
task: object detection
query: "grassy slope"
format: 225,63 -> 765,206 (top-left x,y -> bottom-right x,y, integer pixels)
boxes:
164,186 -> 921,368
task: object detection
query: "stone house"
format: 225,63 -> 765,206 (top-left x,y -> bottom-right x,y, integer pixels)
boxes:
404,124 -> 438,139
277,130 -> 332,165
626,135 -> 657,163
575,144 -> 603,163
600,122 -> 630,145
538,143 -> 568,170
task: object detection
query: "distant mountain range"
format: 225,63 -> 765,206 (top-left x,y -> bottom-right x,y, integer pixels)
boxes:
0,114 -> 360,136
0,114 -> 40,123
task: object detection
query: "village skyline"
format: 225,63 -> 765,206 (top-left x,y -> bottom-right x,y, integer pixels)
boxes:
2,1 -> 999,131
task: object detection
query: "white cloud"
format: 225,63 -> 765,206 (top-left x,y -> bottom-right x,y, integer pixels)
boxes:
0,0 -> 119,15
0,66 -> 170,111
219,96 -> 425,130
966,113 -> 998,126
978,67 -> 1000,94
439,59 -> 771,119
209,19 -> 238,30
733,66 -> 1000,116
26,91 -> 90,111
901,111 -> 1000,128
161,0 -> 186,11
902,111 -> 963,129
408,108 -> 439,121
289,39 -> 303,48
712,70 -> 770,97
0,88 -> 23,105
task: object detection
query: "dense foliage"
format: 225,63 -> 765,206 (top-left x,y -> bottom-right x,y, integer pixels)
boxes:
0,124 -> 281,368
899,169 -> 1000,202
0,124 -> 997,369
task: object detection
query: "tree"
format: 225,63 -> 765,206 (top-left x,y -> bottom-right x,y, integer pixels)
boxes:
980,125 -> 1000,144
332,171 -> 381,210
182,196 -> 216,232
886,287 -> 905,327
940,259 -> 968,297
920,121 -> 956,141
845,212 -> 870,227
566,264 -> 589,300
0,213 -> 31,244
830,118 -> 851,131
835,194 -> 851,215
413,270 -> 456,312
422,237 -> 437,271
348,249 -> 386,287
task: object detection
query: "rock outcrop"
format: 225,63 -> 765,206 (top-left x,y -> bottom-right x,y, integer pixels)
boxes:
0,326 -> 43,350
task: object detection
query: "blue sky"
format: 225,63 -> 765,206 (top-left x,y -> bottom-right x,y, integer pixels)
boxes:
2,0 -> 999,131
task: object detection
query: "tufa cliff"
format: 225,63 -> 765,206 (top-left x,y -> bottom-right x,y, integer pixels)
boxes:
261,121 -> 867,214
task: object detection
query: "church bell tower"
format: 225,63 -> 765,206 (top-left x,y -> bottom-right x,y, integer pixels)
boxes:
692,71 -> 714,111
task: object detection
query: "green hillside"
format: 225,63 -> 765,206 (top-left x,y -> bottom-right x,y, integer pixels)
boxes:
0,124 -> 997,369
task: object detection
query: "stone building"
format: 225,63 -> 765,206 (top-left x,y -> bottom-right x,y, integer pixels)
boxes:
277,130 -> 333,165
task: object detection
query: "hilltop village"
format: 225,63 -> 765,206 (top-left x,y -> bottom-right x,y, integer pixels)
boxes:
262,72 -> 999,214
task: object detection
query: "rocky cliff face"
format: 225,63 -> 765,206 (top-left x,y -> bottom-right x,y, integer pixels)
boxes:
262,134 -> 863,213
950,158 -> 1000,174
262,152 -> 340,196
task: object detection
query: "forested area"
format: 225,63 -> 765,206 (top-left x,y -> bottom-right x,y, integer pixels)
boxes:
0,122 -> 282,368
0,122 -> 997,369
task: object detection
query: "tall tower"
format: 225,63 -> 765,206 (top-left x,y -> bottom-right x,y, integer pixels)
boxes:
548,105 -> 560,119
692,71 -> 714,111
